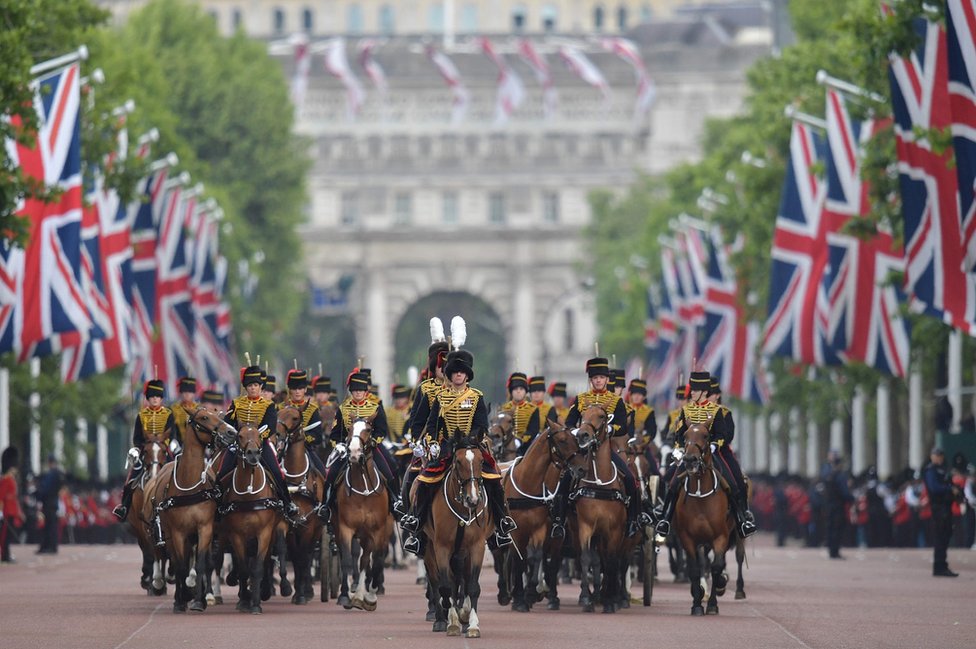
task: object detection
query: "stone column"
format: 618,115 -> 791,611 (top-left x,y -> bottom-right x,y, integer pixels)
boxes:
365,269 -> 393,398
30,357 -> 41,475
75,418 -> 88,477
829,414 -> 845,459
512,240 -> 534,371
806,418 -> 820,479
0,367 -> 9,453
949,330 -> 963,433
738,412 -> 753,473
852,386 -> 867,475
787,407 -> 801,474
768,412 -> 783,475
909,367 -> 924,470
877,381 -> 892,479
97,420 -> 109,482
754,412 -> 768,473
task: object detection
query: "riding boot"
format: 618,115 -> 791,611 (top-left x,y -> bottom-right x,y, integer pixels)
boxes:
317,482 -> 333,524
402,482 -> 432,556
654,489 -> 678,541
486,480 -> 516,545
397,470 -> 415,520
113,483 -> 134,521
734,492 -> 757,538
626,492 -> 643,539
549,473 -> 575,539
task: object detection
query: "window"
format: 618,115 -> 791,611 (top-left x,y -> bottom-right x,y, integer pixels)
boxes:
379,5 -> 395,35
461,3 -> 478,32
640,4 -> 653,23
347,3 -> 364,33
273,7 -> 285,34
563,308 -> 575,351
393,192 -> 412,226
593,5 -> 604,31
512,4 -> 527,32
232,9 -> 242,29
429,3 -> 444,32
541,5 -> 558,32
542,192 -> 560,223
488,192 -> 506,224
302,7 -> 314,32
617,5 -> 628,30
341,191 -> 359,226
442,191 -> 459,225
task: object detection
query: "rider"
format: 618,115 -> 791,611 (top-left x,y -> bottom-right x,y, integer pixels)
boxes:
706,377 -> 755,536
113,378 -> 175,521
217,365 -> 299,522
549,357 -> 649,540
500,372 -> 542,456
201,388 -> 225,413
627,378 -> 661,477
550,382 -> 571,424
321,371 -> 403,523
311,375 -> 334,406
281,369 -> 327,479
653,371 -> 757,540
262,373 -> 281,404
529,376 -> 555,428
168,376 -> 198,453
386,384 -> 412,444
400,349 -> 518,556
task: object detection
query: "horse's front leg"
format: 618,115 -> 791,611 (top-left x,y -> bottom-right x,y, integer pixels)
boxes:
543,544 -> 562,610
337,528 -> 355,609
685,540 -> 705,616
708,541 -> 729,615
464,559 -> 483,638
579,543 -> 595,612
275,528 -> 292,598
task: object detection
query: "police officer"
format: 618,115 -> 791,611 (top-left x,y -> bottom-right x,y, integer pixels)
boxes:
217,365 -> 299,522
400,349 -> 516,555
821,449 -> 853,559
925,447 -> 961,576
550,357 -> 647,539
113,378 -> 175,521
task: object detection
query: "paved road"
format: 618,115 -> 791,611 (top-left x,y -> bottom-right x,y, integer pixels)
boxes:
0,534 -> 972,649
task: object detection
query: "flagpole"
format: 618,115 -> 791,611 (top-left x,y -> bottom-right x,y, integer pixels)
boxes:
30,45 -> 88,77
815,70 -> 885,103
29,357 -> 41,475
948,330 -> 963,433
784,105 -> 827,131
0,368 -> 9,453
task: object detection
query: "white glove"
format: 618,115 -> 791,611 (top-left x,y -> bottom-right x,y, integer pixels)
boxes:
127,447 -> 140,461
672,447 -> 685,461
334,443 -> 348,458
169,439 -> 182,455
412,444 -> 424,458
709,443 -> 717,454
429,442 -> 441,459
628,437 -> 639,448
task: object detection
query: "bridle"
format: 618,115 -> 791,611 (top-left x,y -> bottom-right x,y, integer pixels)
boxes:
488,413 -> 515,456
577,405 -> 612,453
188,409 -> 233,448
446,439 -> 486,525
545,423 -> 586,479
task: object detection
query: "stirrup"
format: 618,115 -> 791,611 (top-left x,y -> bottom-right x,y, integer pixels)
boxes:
494,532 -> 513,547
739,519 -> 757,538
654,520 -> 671,538
499,515 -> 518,535
550,522 -> 566,539
315,504 -> 331,524
626,520 -> 642,538
403,535 -> 421,556
112,504 -> 127,521
392,497 -> 408,518
638,511 -> 653,527
400,514 -> 420,533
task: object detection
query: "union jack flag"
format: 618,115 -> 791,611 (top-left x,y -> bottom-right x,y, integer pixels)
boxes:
947,0 -> 976,274
889,15 -> 976,333
763,121 -> 842,366
0,63 -> 89,355
650,251 -> 691,404
821,89 -> 911,377
644,285 -> 659,354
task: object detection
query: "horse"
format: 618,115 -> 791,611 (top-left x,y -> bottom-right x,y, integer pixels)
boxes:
623,435 -> 660,605
220,423 -> 283,614
572,405 -> 631,614
142,407 -> 236,613
420,432 -> 493,637
276,404 -> 325,605
126,438 -> 168,595
501,419 -> 588,612
333,416 -> 392,612
674,422 -> 733,616
487,411 -> 518,462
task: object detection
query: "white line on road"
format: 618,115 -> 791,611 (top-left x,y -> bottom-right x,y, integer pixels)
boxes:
749,605 -> 814,649
113,602 -> 166,649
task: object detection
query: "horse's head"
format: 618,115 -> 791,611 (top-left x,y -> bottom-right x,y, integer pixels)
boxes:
487,411 -> 514,455
141,439 -> 164,469
545,420 -> 588,480
682,422 -> 711,476
237,425 -> 264,467
276,405 -> 305,445
347,417 -> 374,464
576,405 -> 610,451
318,402 -> 337,432
189,406 -> 237,449
451,442 -> 484,510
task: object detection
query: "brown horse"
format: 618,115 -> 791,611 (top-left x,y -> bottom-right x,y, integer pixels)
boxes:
572,405 -> 631,614
501,419 -> 588,612
220,423 -> 283,614
674,422 -> 732,616
277,404 -> 325,605
421,433 -> 493,637
334,416 -> 392,612
126,437 -> 168,595
143,407 -> 235,613
487,411 -> 518,462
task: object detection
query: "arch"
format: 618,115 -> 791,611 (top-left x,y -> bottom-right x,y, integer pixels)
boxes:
393,291 -> 508,406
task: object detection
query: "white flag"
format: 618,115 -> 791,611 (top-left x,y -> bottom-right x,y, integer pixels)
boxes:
324,38 -> 365,119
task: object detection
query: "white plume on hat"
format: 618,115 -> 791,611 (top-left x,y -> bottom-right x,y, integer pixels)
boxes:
450,316 -> 466,350
429,317 -> 446,343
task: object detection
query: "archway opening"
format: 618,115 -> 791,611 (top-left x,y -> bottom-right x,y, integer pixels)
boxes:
394,291 -> 507,407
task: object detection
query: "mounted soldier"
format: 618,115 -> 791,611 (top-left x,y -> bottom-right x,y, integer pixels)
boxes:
312,374 -> 334,406
216,365 -> 299,522
201,388 -> 225,413
169,376 -> 198,453
500,372 -> 542,455
400,331 -> 517,556
529,375 -> 557,430
627,378 -> 661,477
654,371 -> 756,540
549,357 -> 650,539
113,378 -> 175,520
386,384 -> 412,444
282,368 -> 327,478
321,371 -> 402,523
550,381 -> 571,424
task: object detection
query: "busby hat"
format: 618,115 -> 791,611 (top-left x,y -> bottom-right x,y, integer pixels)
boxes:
144,379 -> 165,399
689,371 -> 711,392
675,383 -> 688,400
445,350 -> 474,381
202,389 -> 224,405
368,383 -> 379,396
312,375 -> 332,393
287,369 -> 308,389
549,381 -> 567,398
392,384 -> 411,399
528,376 -> 546,393
629,379 -> 647,395
177,376 -> 197,394
347,372 -> 370,391
507,372 -> 528,391
427,317 -> 450,373
585,357 -> 610,377
360,368 -> 372,381
708,377 -> 722,396
2,446 -> 20,474
264,374 -> 277,392
610,369 -> 625,389
241,365 -> 263,386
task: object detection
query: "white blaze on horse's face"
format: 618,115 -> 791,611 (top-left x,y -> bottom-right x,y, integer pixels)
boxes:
464,449 -> 479,507
350,421 -> 367,461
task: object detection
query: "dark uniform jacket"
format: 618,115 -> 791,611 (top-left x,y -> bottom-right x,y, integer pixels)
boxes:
500,399 -> 545,445
281,398 -> 323,447
333,397 -> 388,444
631,403 -> 657,441
407,377 -> 445,440
924,462 -> 955,512
386,406 -> 411,443
565,390 -> 629,437
134,406 -> 175,447
225,395 -> 277,440
169,400 -> 198,446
